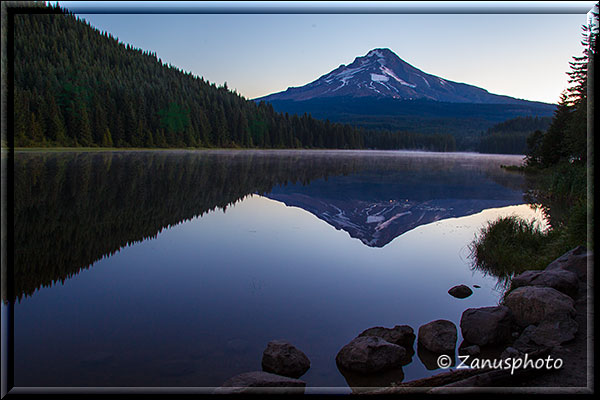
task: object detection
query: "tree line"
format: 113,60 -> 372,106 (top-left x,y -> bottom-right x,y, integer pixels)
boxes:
477,116 -> 552,155
12,2 -> 455,152
524,16 -> 595,167
523,11 -> 595,246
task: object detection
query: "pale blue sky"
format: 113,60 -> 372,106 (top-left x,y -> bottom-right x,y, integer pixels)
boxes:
56,1 -> 596,104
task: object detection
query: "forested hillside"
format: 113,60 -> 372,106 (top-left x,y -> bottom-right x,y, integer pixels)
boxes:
265,97 -> 555,151
477,116 -> 552,154
11,3 -> 456,151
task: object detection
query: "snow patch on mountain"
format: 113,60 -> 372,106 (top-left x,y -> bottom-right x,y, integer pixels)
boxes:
366,215 -> 385,224
371,73 -> 389,82
375,211 -> 412,232
367,49 -> 386,58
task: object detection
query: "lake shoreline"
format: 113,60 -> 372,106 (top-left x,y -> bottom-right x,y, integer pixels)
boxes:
5,147 -> 526,158
364,246 -> 592,394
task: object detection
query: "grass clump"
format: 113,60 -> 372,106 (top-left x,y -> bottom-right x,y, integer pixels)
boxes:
471,158 -> 590,289
469,216 -> 552,286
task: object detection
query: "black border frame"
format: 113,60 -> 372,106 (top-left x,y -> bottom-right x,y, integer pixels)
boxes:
0,1 -> 596,397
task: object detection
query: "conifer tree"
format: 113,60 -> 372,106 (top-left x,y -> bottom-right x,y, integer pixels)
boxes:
102,127 -> 114,147
526,11 -> 597,167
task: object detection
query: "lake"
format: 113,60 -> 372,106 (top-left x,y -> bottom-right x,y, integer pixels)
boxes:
8,150 -> 546,393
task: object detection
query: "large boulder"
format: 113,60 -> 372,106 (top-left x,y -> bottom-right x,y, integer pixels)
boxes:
335,336 -> 406,374
213,371 -> 306,394
460,306 -> 513,346
261,340 -> 310,378
503,286 -> 576,327
448,284 -> 473,299
529,313 -> 579,347
545,246 -> 590,280
499,313 -> 577,359
417,320 -> 457,354
357,325 -> 415,349
511,269 -> 579,298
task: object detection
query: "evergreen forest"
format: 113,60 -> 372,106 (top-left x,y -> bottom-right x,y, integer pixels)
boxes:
477,116 -> 553,155
471,10 -> 596,279
11,3 -> 456,152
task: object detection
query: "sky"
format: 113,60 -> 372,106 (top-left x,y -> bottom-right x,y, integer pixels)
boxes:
56,1 -> 597,104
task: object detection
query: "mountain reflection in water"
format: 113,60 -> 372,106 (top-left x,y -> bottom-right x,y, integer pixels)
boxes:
11,150 -> 526,302
267,160 -> 525,247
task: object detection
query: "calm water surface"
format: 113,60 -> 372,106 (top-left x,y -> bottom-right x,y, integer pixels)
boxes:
10,150 -> 545,392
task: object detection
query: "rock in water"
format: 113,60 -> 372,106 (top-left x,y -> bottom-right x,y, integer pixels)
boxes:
357,325 -> 416,349
261,340 -> 311,378
335,336 -> 406,374
357,325 -> 415,365
417,320 -> 457,354
213,371 -> 306,394
460,306 -> 513,346
448,284 -> 473,298
503,286 -> 576,327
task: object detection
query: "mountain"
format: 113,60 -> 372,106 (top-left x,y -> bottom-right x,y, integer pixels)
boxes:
257,48 -> 547,105
255,48 -> 556,150
13,5 -> 454,152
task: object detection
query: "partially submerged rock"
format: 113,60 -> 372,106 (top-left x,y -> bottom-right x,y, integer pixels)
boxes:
460,306 -> 512,346
358,325 -> 416,349
213,371 -> 306,394
417,320 -> 457,354
448,284 -> 473,299
511,269 -> 579,298
335,336 -> 406,374
503,286 -> 576,327
261,340 -> 310,378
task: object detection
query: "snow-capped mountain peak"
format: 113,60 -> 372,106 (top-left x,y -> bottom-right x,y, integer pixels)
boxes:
256,47 -> 529,104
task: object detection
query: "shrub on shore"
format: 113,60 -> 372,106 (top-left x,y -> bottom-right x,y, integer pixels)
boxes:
469,216 -> 552,286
